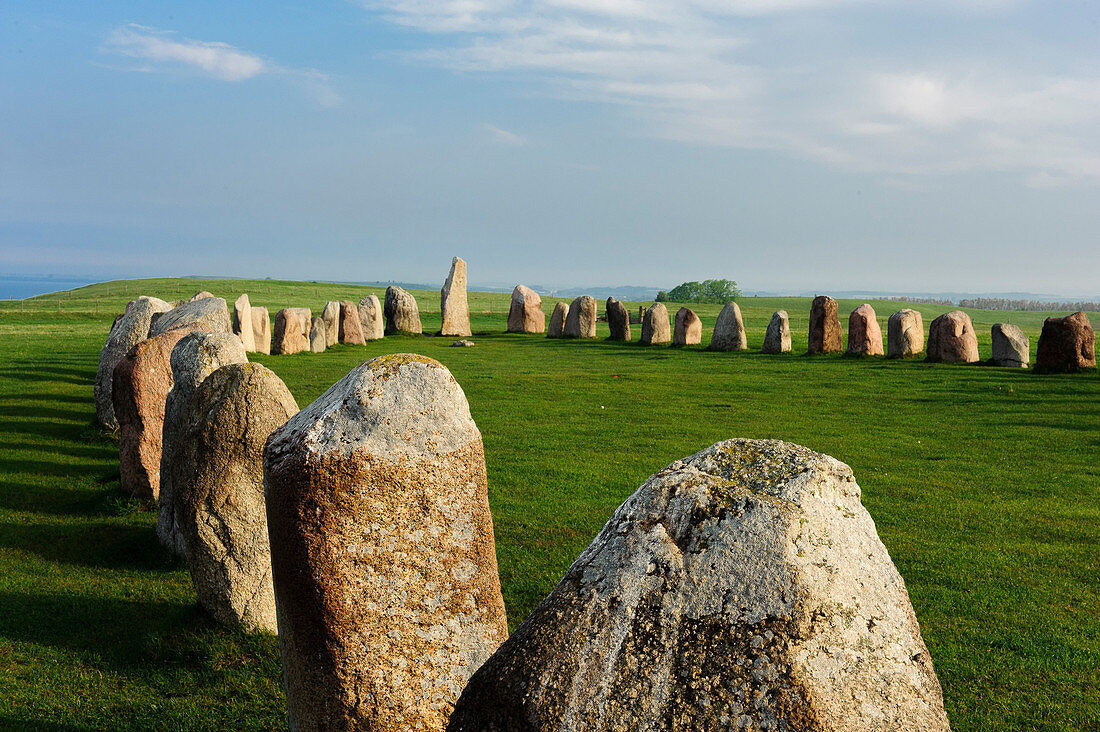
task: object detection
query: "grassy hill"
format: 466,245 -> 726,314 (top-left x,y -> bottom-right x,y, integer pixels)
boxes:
0,278 -> 1096,729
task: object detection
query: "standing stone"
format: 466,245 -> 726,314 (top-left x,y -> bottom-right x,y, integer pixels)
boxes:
507,285 -> 545,333
991,324 -> 1029,368
158,333 -> 249,556
448,439 -> 950,732
190,290 -> 216,301
440,256 -> 472,337
564,296 -> 597,338
808,295 -> 842,354
95,296 -> 172,429
762,310 -> 792,354
710,302 -> 747,351
847,304 -> 884,356
287,308 -> 312,343
673,307 -> 702,346
333,301 -> 363,345
232,294 -> 257,353
1035,311 -> 1096,373
151,297 -> 232,337
357,295 -> 385,341
273,309 -> 309,355
887,309 -> 924,358
264,355 -> 509,731
175,363 -> 297,633
606,298 -> 631,341
113,330 -> 189,499
384,286 -> 423,335
310,317 -> 327,353
547,302 -> 569,338
322,301 -> 341,347
926,311 -> 979,363
640,302 -> 671,345
251,306 -> 272,355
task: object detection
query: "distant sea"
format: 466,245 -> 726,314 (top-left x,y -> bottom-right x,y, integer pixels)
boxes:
0,276 -> 100,300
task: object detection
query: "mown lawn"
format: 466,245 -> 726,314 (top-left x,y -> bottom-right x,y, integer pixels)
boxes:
0,278 -> 1097,730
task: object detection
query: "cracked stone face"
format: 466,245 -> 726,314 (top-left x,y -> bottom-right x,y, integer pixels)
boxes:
448,439 -> 950,732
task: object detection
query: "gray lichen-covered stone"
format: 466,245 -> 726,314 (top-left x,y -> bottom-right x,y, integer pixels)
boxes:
251,306 -> 272,355
564,295 -> 598,338
441,256 -> 472,337
264,355 -> 508,731
233,294 -> 256,352
95,295 -> 172,428
710,302 -> 747,351
175,363 -> 297,633
151,296 -> 232,337
358,295 -> 385,340
640,302 -> 671,345
158,333 -> 248,556
322,301 -> 341,347
547,302 -> 569,338
309,317 -> 327,353
887,309 -> 924,358
673,306 -> 702,346
508,285 -> 545,334
762,310 -> 791,354
606,298 -> 630,341
991,323 -> 1029,367
384,286 -> 423,335
449,439 -> 950,732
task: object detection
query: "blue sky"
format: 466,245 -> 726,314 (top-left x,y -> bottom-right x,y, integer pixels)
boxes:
2,1 -> 1098,295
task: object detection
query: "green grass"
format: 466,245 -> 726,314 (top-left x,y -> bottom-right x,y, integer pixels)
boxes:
0,278 -> 1097,730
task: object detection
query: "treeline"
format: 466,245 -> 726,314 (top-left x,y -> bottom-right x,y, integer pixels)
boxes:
656,279 -> 741,304
957,298 -> 1100,312
882,295 -> 954,306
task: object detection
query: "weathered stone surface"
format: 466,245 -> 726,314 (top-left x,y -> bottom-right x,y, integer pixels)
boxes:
710,302 -> 747,351
606,298 -> 631,341
339,300 -> 366,345
95,296 -> 172,429
175,363 -> 297,633
640,302 -> 671,345
322,301 -> 341,347
547,302 -> 569,338
808,296 -> 842,354
449,439 -> 950,732
251,306 -> 271,355
441,256 -> 472,337
264,355 -> 509,730
991,323 -> 1029,368
762,310 -> 791,354
112,330 -> 189,499
233,294 -> 257,352
926,311 -> 979,363
887,309 -> 924,358
189,291 -> 216,301
310,317 -> 327,353
673,307 -> 702,346
151,296 -> 232,337
846,304 -> 884,356
357,295 -> 385,340
507,285 -> 545,333
287,307 -> 312,343
273,309 -> 309,355
384,286 -> 423,335
1035,311 -> 1096,373
158,333 -> 249,556
564,296 -> 598,338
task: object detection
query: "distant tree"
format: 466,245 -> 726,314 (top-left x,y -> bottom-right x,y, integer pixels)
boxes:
663,279 -> 741,303
655,290 -> 669,302
667,281 -> 706,302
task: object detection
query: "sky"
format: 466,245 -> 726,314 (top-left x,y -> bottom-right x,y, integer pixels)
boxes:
2,1 -> 1098,296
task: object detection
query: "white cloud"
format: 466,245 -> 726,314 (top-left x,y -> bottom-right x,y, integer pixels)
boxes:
484,124 -> 527,145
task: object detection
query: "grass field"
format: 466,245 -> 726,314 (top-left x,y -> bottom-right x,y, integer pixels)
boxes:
1,277 -> 1097,730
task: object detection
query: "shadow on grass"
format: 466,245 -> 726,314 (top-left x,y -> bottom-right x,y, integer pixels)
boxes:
0,715 -> 89,731
0,520 -> 178,573
0,366 -> 92,386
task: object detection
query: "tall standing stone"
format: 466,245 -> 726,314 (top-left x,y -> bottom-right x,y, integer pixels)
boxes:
175,363 -> 298,633
384,286 -> 423,335
310,317 -> 327,353
564,296 -> 597,338
762,310 -> 791,354
158,332 -> 248,556
113,330 -> 189,499
322,301 -> 341,347
640,302 -> 671,345
846,304 -> 884,356
1035,311 -> 1095,373
440,256 -> 472,337
339,300 -> 366,345
991,323 -> 1029,368
233,294 -> 257,352
251,306 -> 272,355
151,297 -> 232,337
673,307 -> 702,346
606,298 -> 631,341
709,302 -> 747,351
273,309 -> 309,355
547,302 -> 569,338
808,295 -> 842,354
357,295 -> 385,340
448,439 -> 950,732
264,355 -> 509,731
887,309 -> 924,358
926,311 -> 979,363
287,307 -> 312,343
507,285 -> 545,333
95,296 -> 172,429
